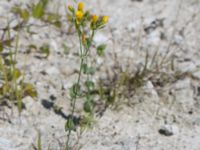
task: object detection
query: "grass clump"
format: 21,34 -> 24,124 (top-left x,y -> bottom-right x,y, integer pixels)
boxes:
0,23 -> 37,112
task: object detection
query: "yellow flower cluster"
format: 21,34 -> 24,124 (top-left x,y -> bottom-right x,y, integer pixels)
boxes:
67,2 -> 108,27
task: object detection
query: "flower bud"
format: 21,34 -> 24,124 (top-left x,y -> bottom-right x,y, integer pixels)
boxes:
92,14 -> 98,23
76,10 -> 84,21
68,5 -> 74,12
78,2 -> 84,12
102,16 -> 108,24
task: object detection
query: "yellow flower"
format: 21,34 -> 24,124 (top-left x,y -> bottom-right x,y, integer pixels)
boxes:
78,2 -> 84,12
92,14 -> 98,23
102,16 -> 108,24
76,10 -> 84,21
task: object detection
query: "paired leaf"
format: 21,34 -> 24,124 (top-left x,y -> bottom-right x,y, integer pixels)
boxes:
82,63 -> 95,75
83,101 -> 93,113
80,114 -> 94,130
69,83 -> 81,99
85,80 -> 94,91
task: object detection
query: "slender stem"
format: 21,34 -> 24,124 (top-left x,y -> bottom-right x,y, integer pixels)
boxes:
14,34 -> 22,112
66,26 -> 95,150
85,30 -> 95,111
66,32 -> 84,150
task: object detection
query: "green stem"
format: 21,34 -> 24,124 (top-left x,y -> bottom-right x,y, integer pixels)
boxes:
66,27 -> 95,150
66,32 -> 84,150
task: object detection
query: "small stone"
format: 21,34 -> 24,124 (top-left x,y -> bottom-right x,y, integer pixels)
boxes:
41,99 -> 54,109
159,124 -> 179,136
49,94 -> 56,101
188,110 -> 193,115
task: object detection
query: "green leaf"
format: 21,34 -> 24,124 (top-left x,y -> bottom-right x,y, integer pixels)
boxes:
32,2 -> 45,18
81,64 -> 95,75
83,101 -> 93,113
80,114 -> 94,129
85,38 -> 92,49
69,83 -> 81,99
13,68 -> 21,79
6,68 -> 21,81
20,9 -> 30,21
32,0 -> 49,19
22,83 -> 37,98
86,67 -> 95,75
82,63 -> 87,74
97,44 -> 106,56
65,118 -> 76,131
0,84 -> 11,95
11,6 -> 30,19
85,80 -> 94,91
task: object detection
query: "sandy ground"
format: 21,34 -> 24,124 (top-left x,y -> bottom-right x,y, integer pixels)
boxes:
0,0 -> 200,149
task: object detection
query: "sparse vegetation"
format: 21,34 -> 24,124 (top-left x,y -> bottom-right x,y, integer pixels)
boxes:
0,0 -> 199,149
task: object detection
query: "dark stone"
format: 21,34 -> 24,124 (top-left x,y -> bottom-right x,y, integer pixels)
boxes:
49,94 -> 56,101
159,128 -> 173,136
41,99 -> 54,109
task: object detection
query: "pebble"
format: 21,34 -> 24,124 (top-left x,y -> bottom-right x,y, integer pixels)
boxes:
159,124 -> 179,136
